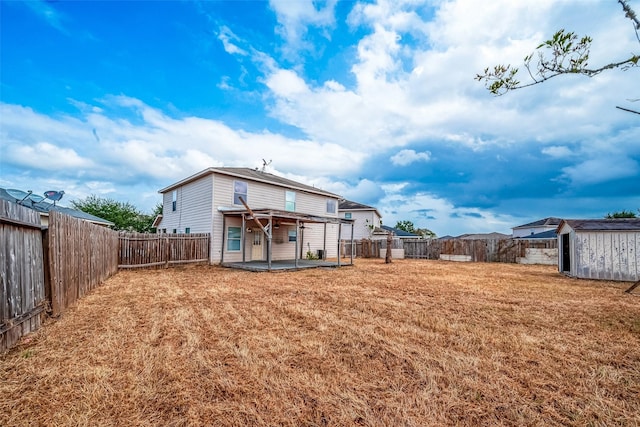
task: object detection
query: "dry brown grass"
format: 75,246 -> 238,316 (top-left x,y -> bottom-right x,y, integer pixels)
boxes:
1,259 -> 639,426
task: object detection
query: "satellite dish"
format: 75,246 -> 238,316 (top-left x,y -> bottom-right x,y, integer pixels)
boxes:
44,190 -> 64,202
6,188 -> 30,201
28,194 -> 45,202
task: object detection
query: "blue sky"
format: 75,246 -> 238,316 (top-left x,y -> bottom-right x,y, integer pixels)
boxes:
1,0 -> 639,236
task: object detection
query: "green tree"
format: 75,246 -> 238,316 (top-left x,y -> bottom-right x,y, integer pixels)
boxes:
476,0 -> 639,114
71,195 -> 157,232
395,220 -> 416,233
605,209 -> 638,218
415,228 -> 437,239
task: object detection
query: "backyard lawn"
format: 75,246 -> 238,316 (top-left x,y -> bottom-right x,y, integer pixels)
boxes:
1,259 -> 639,426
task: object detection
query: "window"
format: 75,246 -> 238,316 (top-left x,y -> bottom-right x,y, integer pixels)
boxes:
172,229 -> 177,234
185,227 -> 190,234
162,228 -> 167,234
285,191 -> 296,212
233,181 -> 248,205
227,226 -> 241,251
345,212 -> 352,219
288,230 -> 297,242
326,199 -> 336,214
172,191 -> 177,211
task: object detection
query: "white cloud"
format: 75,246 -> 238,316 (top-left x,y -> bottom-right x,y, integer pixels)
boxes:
561,156 -> 639,185
390,149 -> 431,166
542,146 -> 573,158
4,142 -> 92,170
22,0 -> 68,34
378,191 -> 516,236
269,0 -> 337,57
218,26 -> 248,56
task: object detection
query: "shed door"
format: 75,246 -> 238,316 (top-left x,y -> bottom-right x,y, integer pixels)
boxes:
561,234 -> 570,272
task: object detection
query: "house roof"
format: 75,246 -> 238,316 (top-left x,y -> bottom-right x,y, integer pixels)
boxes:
512,217 -> 563,229
339,199 -> 382,218
514,229 -> 557,239
557,218 -> 640,232
159,167 -> 341,199
218,207 -> 354,225
375,225 -> 419,238
0,188 -> 114,226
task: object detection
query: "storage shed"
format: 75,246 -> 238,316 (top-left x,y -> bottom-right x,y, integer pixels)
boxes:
557,218 -> 640,281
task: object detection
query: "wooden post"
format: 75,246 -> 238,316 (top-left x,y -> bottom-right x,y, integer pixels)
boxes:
385,232 -> 393,264
625,280 -> 640,294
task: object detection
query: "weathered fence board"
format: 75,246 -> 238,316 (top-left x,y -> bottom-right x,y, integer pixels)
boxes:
118,233 -> 210,269
0,200 -> 46,352
343,237 -> 558,265
47,211 -> 119,317
403,238 -> 558,264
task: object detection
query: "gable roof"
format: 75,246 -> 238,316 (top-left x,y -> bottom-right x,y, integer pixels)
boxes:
558,218 -> 640,232
159,167 -> 340,199
0,188 -> 114,226
513,217 -> 563,229
339,199 -> 382,218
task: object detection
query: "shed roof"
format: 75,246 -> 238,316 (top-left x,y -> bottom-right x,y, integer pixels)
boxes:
558,218 -> 640,232
159,167 -> 340,199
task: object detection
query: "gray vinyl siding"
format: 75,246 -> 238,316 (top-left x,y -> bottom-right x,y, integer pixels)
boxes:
341,210 -> 381,240
159,174 -> 214,235
212,174 -> 340,262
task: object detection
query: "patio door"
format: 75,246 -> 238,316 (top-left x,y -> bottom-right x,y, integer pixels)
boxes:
252,231 -> 264,260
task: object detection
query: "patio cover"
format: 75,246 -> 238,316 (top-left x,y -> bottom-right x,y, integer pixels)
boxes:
219,207 -> 355,271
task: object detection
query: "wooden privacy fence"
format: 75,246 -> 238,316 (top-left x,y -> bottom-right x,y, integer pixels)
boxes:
403,238 -> 558,263
47,210 -> 119,317
343,237 -> 558,264
0,200 -> 46,351
118,233 -> 210,269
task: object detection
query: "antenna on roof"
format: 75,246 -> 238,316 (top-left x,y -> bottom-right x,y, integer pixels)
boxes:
261,159 -> 272,172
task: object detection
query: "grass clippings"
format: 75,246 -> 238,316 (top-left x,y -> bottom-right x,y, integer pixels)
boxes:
1,259 -> 639,426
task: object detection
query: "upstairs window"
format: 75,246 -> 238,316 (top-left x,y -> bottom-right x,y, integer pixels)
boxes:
345,212 -> 352,219
326,199 -> 336,214
233,181 -> 248,205
285,191 -> 296,212
172,190 -> 177,211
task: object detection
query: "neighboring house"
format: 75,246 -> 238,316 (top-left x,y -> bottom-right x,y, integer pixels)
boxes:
0,188 -> 113,227
557,218 -> 640,281
339,200 -> 382,240
372,225 -> 419,240
155,167 -> 352,264
512,217 -> 562,238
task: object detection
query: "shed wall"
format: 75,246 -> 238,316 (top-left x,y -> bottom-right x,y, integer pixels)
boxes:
570,230 -> 639,281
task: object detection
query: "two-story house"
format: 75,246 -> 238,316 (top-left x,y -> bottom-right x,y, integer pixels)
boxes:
339,200 -> 382,240
155,167 -> 353,266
